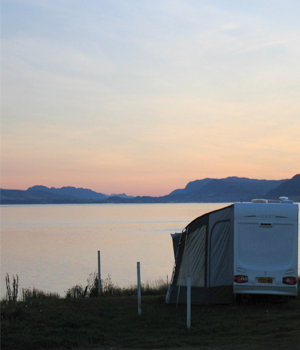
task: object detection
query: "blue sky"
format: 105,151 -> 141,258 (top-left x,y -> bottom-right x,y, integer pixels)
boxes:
1,0 -> 300,195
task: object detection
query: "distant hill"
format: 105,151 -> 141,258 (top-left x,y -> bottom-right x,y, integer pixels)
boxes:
0,189 -> 68,204
28,186 -> 108,201
169,178 -> 213,196
0,186 -> 131,204
265,174 -> 300,201
1,175 -> 299,204
110,193 -> 134,199
161,177 -> 287,203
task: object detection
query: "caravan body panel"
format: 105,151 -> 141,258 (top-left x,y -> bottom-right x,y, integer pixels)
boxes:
233,202 -> 299,297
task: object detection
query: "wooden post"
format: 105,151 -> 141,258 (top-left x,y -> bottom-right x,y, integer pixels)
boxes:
187,276 -> 191,329
98,251 -> 101,297
137,262 -> 142,315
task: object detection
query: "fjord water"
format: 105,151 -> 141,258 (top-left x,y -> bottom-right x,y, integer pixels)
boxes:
1,203 -> 228,298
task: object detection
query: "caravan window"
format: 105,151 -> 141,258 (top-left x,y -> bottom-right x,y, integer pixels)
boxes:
237,223 -> 294,267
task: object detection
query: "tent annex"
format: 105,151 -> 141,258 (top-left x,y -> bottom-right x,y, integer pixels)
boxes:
166,204 -> 234,304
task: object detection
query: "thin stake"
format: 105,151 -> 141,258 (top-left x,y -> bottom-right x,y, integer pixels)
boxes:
98,251 -> 101,297
137,262 -> 142,315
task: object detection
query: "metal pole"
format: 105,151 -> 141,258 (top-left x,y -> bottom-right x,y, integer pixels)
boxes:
98,251 -> 101,297
137,262 -> 142,315
187,276 -> 191,329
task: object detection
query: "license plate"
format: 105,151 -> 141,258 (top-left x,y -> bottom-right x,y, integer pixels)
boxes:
258,277 -> 273,284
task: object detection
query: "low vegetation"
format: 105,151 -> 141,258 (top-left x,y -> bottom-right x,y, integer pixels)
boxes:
1,274 -> 300,350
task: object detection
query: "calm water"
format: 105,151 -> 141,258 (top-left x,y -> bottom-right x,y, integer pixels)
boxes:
1,203 -> 228,298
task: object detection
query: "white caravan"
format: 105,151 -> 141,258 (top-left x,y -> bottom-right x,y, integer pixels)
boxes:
233,199 -> 299,298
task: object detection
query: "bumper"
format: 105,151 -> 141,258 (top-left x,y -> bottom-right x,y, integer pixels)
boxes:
234,284 -> 298,296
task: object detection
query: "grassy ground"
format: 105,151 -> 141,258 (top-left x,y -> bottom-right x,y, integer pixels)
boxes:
1,293 -> 300,350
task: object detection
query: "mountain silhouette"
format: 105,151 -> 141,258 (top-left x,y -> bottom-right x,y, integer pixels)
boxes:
1,175 -> 299,204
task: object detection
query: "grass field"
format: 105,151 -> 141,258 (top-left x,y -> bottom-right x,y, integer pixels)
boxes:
1,291 -> 300,350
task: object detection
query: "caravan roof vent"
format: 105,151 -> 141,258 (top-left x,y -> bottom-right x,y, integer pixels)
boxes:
279,196 -> 288,201
252,199 -> 268,203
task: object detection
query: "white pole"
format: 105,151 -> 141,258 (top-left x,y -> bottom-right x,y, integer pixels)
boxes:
187,276 -> 191,329
137,262 -> 142,315
98,251 -> 101,297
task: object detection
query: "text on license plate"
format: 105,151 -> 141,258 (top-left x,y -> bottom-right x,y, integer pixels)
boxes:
258,277 -> 273,284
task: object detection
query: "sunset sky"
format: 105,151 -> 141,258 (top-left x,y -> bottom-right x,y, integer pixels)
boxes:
1,0 -> 300,196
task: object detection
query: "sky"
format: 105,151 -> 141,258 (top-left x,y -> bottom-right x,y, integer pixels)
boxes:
1,0 -> 300,196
